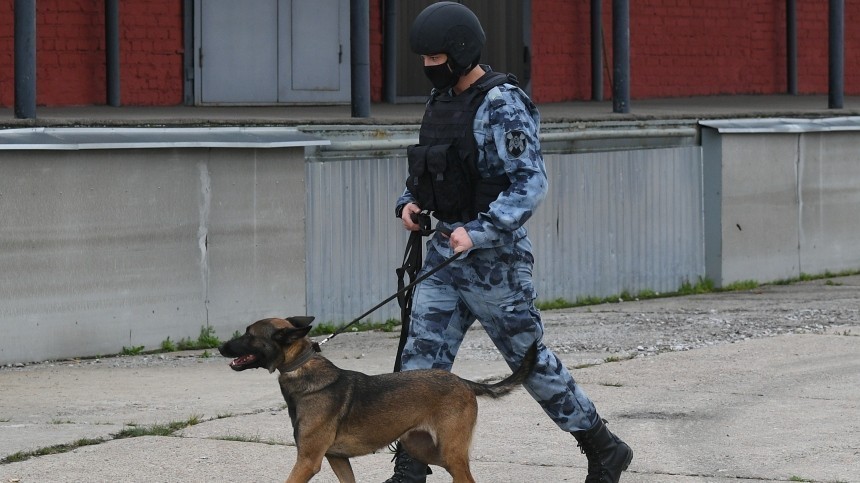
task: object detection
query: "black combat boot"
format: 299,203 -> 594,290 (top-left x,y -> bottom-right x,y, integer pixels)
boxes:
382,443 -> 431,483
571,418 -> 633,483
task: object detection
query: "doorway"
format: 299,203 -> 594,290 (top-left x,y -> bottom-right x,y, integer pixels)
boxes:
194,0 -> 350,105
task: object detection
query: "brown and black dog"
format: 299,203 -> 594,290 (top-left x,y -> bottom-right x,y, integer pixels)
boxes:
219,316 -> 537,483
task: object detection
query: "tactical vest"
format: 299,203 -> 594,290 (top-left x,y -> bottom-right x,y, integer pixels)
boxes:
406,71 -> 516,223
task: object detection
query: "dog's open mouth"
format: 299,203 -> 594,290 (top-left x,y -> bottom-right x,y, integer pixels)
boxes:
230,354 -> 257,369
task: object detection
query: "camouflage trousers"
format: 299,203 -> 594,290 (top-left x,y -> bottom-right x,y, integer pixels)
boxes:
400,237 -> 600,432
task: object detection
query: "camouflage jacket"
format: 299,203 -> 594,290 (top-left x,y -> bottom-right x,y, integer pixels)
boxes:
396,77 -> 548,256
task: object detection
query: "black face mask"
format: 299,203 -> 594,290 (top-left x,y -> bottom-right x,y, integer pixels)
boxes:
423,62 -> 460,91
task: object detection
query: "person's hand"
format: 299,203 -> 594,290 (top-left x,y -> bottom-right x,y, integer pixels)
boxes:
400,203 -> 422,231
446,227 -> 474,253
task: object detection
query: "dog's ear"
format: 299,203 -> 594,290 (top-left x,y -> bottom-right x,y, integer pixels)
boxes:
272,325 -> 313,346
286,316 -> 315,328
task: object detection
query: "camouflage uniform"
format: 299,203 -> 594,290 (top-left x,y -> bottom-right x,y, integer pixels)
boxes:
396,80 -> 600,433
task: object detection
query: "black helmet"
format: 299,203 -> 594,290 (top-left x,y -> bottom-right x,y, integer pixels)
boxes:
409,2 -> 485,74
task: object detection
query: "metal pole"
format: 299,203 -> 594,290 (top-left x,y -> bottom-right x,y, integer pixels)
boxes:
828,0 -> 844,109
105,0 -> 121,106
591,0 -> 603,101
612,0 -> 630,113
786,0 -> 797,95
350,0 -> 371,118
383,0 -> 397,103
14,0 -> 37,119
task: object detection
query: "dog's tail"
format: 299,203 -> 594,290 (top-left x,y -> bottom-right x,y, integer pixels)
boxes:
465,342 -> 538,399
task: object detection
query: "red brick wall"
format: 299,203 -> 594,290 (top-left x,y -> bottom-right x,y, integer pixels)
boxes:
370,0 -> 383,102
0,0 -> 183,107
529,1 -> 592,102
1,0 -> 856,107
0,1 -> 12,106
530,0 -> 860,103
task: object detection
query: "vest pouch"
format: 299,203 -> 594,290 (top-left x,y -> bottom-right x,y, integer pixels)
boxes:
426,143 -> 473,221
406,143 -> 473,220
406,144 -> 434,210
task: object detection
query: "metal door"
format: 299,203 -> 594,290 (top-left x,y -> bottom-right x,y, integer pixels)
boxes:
195,0 -> 350,105
279,0 -> 350,103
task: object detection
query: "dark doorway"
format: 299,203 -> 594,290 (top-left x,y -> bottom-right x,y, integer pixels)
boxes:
394,0 -> 530,102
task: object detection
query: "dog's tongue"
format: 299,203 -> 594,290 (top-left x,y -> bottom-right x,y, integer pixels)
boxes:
230,354 -> 256,367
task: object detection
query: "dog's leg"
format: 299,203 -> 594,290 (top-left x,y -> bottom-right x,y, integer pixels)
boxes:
325,456 -> 356,483
445,459 -> 476,483
285,450 -> 327,483
437,399 -> 478,483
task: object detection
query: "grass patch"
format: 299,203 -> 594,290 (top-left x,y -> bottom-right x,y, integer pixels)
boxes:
215,435 -> 284,446
677,277 -> 715,295
309,318 -> 401,337
773,269 -> 860,286
722,279 -> 759,291
535,268 -> 860,312
160,336 -> 176,352
120,345 -> 145,356
1,437 -> 105,464
1,416 -> 204,465
113,415 -> 202,439
177,326 -> 221,351
108,326 -> 222,360
604,354 -> 635,363
599,382 -> 624,387
788,477 -> 813,482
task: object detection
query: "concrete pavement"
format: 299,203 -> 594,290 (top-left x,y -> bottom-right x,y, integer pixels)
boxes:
1,278 -> 859,482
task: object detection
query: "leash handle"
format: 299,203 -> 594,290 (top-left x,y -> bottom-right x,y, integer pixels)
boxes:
410,212 -> 436,236
316,248 -> 463,347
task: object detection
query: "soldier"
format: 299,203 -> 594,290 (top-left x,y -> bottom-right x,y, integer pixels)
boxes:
388,2 -> 633,483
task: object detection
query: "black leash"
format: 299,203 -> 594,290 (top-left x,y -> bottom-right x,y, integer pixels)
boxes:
315,214 -> 460,351
392,229 -> 423,372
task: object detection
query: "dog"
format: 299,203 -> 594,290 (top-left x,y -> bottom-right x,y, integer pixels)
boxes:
218,316 -> 537,483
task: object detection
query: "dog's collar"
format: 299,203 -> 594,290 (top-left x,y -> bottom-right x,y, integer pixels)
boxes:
277,343 -> 321,373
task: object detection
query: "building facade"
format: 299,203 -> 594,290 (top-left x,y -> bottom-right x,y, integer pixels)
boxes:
1,0 -> 858,107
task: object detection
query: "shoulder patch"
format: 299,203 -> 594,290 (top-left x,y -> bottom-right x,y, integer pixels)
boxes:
505,130 -> 528,158
486,86 -> 506,109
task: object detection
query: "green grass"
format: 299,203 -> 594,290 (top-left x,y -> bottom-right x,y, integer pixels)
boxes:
677,277 -> 715,295
721,279 -> 759,291
95,268 -> 860,362
535,268 -> 860,312
177,326 -> 221,351
604,354 -> 635,363
160,336 -> 176,352
309,318 -> 401,336
214,435 -> 283,446
120,345 -> 145,356
773,269 -> 860,285
0,415 -> 206,464
113,415 -> 201,439
1,437 -> 106,464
